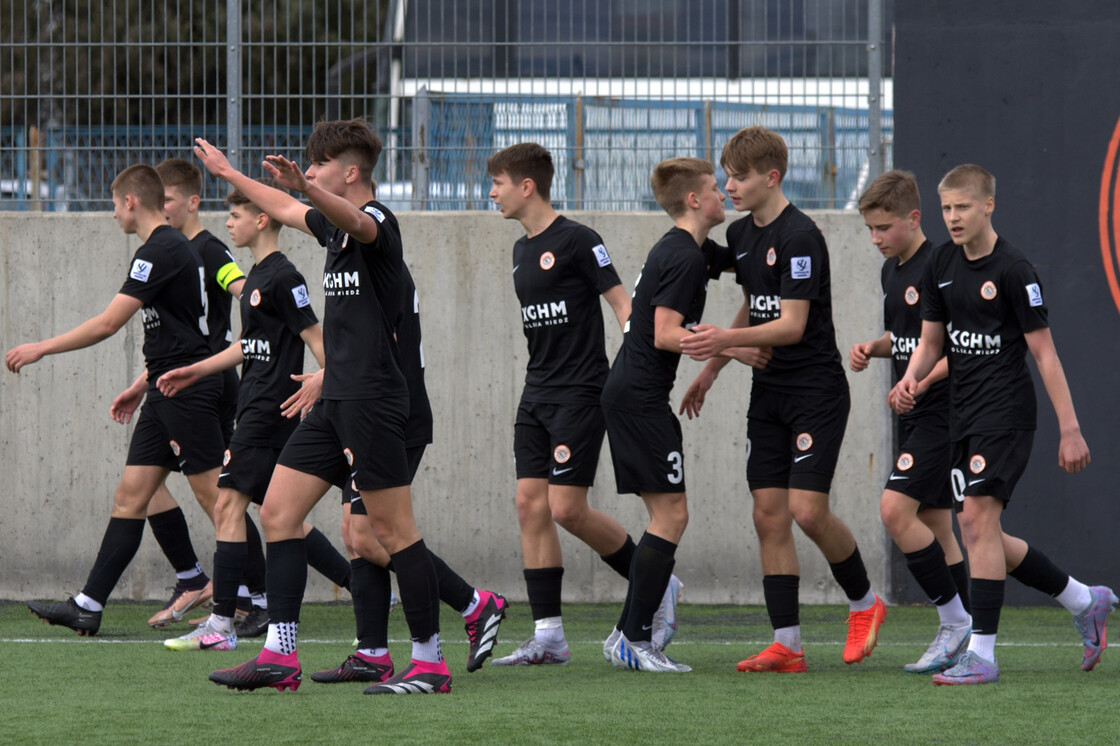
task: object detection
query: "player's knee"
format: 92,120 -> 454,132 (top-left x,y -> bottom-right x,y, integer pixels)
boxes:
550,501 -> 587,531
790,503 -> 829,538
879,498 -> 910,538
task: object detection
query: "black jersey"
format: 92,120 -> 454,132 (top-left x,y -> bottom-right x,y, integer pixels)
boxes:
725,203 -> 846,394
234,251 -> 319,447
601,228 -> 724,414
881,240 -> 949,422
190,230 -> 245,352
305,200 -> 407,402
512,216 -> 623,405
920,237 -> 1048,437
118,225 -> 212,383
397,263 -> 434,448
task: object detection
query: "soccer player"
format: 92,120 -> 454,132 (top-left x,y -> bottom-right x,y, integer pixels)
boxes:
306,257 -> 507,682
679,126 -> 886,673
848,170 -> 972,673
486,142 -> 680,666
156,178 -> 334,652
10,164 -> 225,635
894,164 -> 1116,685
194,120 -> 451,695
601,157 -> 730,673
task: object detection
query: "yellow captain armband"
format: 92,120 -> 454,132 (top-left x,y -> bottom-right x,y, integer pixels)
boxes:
215,262 -> 246,291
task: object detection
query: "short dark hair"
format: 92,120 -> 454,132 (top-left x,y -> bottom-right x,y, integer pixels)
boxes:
226,178 -> 286,233
155,158 -> 203,197
486,142 -> 554,201
651,157 -> 714,218
858,170 -> 921,216
111,164 -> 164,211
305,118 -> 382,182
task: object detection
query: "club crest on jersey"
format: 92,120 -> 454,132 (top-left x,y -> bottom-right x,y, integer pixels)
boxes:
980,281 -> 998,300
250,289 -> 262,306
129,258 -> 153,282
222,449 -> 231,466
969,454 -> 986,474
791,256 -> 812,279
905,286 -> 919,305
169,440 -> 181,457
540,251 -> 556,271
796,433 -> 813,451
896,453 -> 914,471
344,448 -> 354,466
1026,283 -> 1043,307
766,247 -> 777,266
553,444 -> 571,464
592,243 -> 612,267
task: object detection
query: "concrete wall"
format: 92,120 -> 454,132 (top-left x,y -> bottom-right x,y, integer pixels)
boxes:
0,210 -> 891,605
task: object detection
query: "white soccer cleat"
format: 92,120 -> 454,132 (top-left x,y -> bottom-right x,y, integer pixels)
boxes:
491,636 -> 570,666
903,619 -> 971,673
610,632 -> 691,673
603,626 -> 622,662
652,574 -> 684,650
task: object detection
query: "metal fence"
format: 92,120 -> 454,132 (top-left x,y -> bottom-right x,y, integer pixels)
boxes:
0,0 -> 891,212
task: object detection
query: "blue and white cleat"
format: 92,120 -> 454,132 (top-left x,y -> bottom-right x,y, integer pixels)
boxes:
903,619 -> 971,673
1074,585 -> 1118,671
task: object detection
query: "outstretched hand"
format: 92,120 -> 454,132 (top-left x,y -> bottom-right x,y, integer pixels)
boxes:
264,155 -> 311,193
193,138 -> 234,179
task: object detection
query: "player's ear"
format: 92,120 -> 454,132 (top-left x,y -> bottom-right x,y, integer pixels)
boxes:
908,209 -> 921,228
765,168 -> 781,188
188,194 -> 201,212
256,212 -> 269,231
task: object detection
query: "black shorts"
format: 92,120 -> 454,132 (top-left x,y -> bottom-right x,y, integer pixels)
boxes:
218,368 -> 239,445
603,406 -> 685,495
950,430 -> 1034,506
746,385 -> 850,494
217,439 -> 283,504
514,399 -> 605,486
276,396 -> 410,492
883,415 -> 953,511
125,379 -> 224,475
347,445 -> 426,516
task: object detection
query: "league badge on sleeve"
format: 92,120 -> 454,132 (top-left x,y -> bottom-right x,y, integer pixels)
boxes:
1025,283 -> 1043,307
130,258 -> 153,282
791,256 -> 812,279
291,284 -> 311,308
364,205 -> 386,223
592,243 -> 613,267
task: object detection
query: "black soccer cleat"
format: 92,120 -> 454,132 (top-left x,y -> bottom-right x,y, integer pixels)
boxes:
310,653 -> 394,683
28,598 -> 101,636
233,606 -> 269,638
363,659 -> 452,695
209,649 -> 302,692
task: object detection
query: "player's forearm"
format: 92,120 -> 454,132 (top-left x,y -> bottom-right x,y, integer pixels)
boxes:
1035,352 -> 1082,436
654,326 -> 691,353
868,332 -> 892,358
904,339 -> 940,382
222,170 -> 310,230
721,318 -> 802,349
192,343 -> 245,378
302,182 -> 376,242
41,314 -> 121,356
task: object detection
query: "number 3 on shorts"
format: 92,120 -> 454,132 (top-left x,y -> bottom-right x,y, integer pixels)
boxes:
667,451 -> 683,485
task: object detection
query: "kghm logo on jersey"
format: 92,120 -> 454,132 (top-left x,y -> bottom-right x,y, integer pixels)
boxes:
749,294 -> 781,322
250,289 -> 262,307
521,300 -> 569,329
891,333 -> 917,358
240,337 -> 272,362
896,453 -> 914,471
946,322 -> 1001,356
140,306 -> 161,329
539,251 -> 556,270
323,271 -> 360,296
553,444 -> 571,464
766,247 -> 777,266
796,433 -> 813,451
980,281 -> 998,300
969,454 -> 986,474
905,286 -> 919,305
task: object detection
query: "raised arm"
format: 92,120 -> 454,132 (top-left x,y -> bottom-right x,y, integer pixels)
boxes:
6,293 -> 142,372
264,154 -> 380,244
193,138 -> 313,235
1026,326 -> 1090,473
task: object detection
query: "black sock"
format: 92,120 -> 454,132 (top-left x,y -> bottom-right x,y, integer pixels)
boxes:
600,535 -> 636,579
905,540 -> 959,606
243,513 -> 266,598
81,517 -> 146,606
1008,545 -> 1069,597
266,538 -> 307,624
828,546 -> 872,601
762,575 -> 800,630
212,541 -> 246,619
620,532 -> 676,644
971,578 -> 1004,636
351,558 -> 392,650
525,567 -> 564,621
305,527 -> 351,589
430,551 -> 474,613
147,507 -> 205,577
391,539 -> 440,642
949,561 -> 971,614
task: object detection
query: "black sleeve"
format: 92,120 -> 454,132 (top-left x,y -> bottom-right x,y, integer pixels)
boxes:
119,243 -> 185,304
651,251 -> 706,317
276,267 -> 320,335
